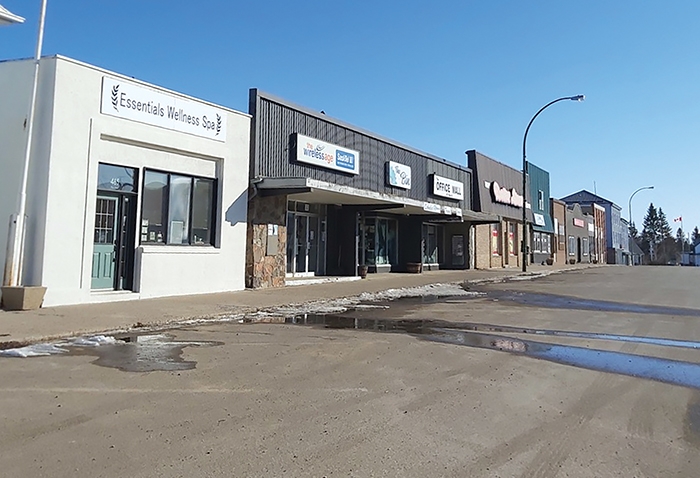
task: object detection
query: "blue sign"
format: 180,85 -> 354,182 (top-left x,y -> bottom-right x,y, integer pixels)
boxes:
335,150 -> 356,171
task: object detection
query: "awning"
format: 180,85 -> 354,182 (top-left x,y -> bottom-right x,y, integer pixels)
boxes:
252,177 -> 498,222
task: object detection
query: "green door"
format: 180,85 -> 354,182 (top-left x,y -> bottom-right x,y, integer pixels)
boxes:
91,196 -> 118,290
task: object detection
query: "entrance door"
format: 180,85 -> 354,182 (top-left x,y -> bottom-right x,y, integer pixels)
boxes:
91,194 -> 136,290
92,196 -> 119,289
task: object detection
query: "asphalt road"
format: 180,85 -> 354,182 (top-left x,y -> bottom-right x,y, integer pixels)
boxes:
1,266 -> 699,477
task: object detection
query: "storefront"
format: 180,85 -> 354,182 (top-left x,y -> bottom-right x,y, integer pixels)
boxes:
0,56 -> 250,307
466,150 -> 526,269
565,203 -> 592,264
551,199 -> 567,266
246,90 -> 496,288
527,163 -> 554,265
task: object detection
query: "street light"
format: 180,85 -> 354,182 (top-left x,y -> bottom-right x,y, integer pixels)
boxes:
521,95 -> 584,272
2,0 -> 48,288
0,5 -> 25,25
628,186 -> 654,230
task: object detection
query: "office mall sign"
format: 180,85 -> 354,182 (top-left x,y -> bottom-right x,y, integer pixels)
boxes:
431,174 -> 464,201
294,134 -> 360,175
100,77 -> 227,141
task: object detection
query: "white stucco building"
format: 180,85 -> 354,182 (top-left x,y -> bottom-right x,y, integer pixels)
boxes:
0,56 -> 250,307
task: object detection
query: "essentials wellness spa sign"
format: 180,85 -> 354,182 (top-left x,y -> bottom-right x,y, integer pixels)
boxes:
294,134 -> 360,175
100,77 -> 227,141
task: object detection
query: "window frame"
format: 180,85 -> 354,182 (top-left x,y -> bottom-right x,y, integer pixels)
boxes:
141,168 -> 218,247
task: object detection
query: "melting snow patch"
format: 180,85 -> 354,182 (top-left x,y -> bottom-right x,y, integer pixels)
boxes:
72,335 -> 117,347
1,343 -> 68,357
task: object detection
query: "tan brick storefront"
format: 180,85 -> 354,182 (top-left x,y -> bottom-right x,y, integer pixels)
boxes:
474,221 -> 523,269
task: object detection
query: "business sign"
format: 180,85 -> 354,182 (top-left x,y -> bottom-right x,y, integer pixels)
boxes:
386,161 -> 411,189
100,77 -> 227,141
534,213 -> 546,226
431,174 -> 464,201
489,181 -> 524,208
294,134 -> 359,175
573,218 -> 586,228
423,203 -> 442,213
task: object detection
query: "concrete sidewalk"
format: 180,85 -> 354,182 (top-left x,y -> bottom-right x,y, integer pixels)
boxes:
0,264 -> 594,346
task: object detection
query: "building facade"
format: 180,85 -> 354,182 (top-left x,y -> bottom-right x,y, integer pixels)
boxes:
0,56 -> 250,307
246,90 -> 496,288
467,150 -> 526,269
560,191 -> 616,264
551,198 -> 567,266
527,163 -> 554,265
564,203 -> 592,264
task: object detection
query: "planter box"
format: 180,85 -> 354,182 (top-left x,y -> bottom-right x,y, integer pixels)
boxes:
406,262 -> 422,274
357,265 -> 368,279
1,286 -> 47,311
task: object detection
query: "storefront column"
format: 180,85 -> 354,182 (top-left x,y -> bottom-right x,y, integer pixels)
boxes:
246,194 -> 287,288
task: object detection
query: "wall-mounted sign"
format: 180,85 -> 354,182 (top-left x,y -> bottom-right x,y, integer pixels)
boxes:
490,181 -> 524,208
386,161 -> 411,189
294,134 -> 359,175
431,174 -> 464,201
573,218 -> 585,228
534,213 -> 546,226
423,203 -> 442,213
442,206 -> 463,216
100,77 -> 227,141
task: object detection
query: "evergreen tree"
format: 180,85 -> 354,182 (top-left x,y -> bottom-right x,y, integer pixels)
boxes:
657,208 -> 672,239
676,227 -> 687,253
641,203 -> 658,260
693,226 -> 700,246
629,222 -> 639,241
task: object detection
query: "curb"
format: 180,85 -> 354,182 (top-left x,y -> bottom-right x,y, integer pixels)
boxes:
0,265 -> 597,350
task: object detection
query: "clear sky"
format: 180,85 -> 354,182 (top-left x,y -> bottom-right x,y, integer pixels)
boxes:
1,1 -> 698,237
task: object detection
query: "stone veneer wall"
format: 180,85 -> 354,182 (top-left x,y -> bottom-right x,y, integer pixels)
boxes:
246,194 -> 287,288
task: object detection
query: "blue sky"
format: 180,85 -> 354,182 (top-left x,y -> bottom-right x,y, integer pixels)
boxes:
2,1 -> 698,237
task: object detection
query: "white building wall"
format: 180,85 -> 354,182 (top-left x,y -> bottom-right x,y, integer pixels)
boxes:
2,56 -> 250,306
0,59 -> 36,291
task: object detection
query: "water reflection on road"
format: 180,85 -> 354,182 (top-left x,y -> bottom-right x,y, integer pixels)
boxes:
287,314 -> 700,391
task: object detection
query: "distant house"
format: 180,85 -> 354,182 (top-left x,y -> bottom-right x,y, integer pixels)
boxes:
560,190 -> 627,265
681,243 -> 700,266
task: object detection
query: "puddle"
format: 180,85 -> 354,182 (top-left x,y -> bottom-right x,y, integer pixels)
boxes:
467,291 -> 700,317
1,334 -> 222,372
287,314 -> 700,390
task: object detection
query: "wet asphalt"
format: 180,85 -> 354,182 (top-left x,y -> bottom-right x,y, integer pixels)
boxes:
1,266 -> 700,477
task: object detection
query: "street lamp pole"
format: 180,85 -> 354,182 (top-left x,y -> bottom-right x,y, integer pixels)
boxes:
627,186 -> 654,233
521,95 -> 584,272
2,0 -> 48,288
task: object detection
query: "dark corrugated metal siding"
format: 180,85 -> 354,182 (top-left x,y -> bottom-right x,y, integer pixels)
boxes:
467,150 -> 524,220
250,90 -> 472,211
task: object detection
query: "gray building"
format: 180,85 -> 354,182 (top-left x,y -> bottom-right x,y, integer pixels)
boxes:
560,190 -> 627,264
246,90 -> 496,288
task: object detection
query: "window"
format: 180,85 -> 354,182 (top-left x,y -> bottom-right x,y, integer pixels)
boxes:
508,222 -> 517,256
582,237 -> 589,256
568,236 -> 576,256
491,224 -> 500,256
538,190 -> 544,210
532,232 -> 542,253
141,170 -> 216,246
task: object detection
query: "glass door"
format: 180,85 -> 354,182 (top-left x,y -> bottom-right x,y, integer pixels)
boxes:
422,224 -> 439,264
295,215 -> 308,274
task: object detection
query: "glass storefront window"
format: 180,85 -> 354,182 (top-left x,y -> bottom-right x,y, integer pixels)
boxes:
142,171 -> 168,243
141,170 -> 216,246
423,223 -> 440,264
